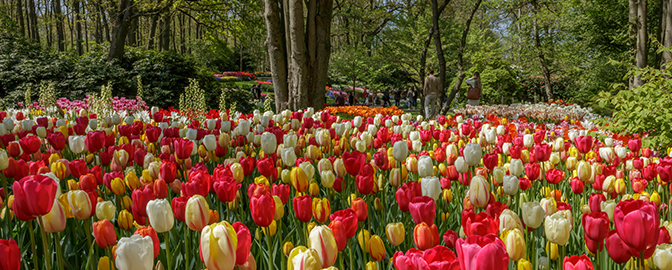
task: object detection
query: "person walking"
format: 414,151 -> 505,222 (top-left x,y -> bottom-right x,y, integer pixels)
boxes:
383,88 -> 391,107
465,72 -> 482,106
406,89 -> 414,108
423,70 -> 440,118
394,88 -> 402,107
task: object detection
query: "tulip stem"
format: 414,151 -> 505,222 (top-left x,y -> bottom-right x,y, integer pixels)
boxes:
266,228 -> 274,270
349,240 -> 354,270
1,174 -> 10,238
164,232 -> 172,270
54,232 -> 64,270
85,219 -> 95,270
29,220 -> 41,270
39,217 -> 53,270
185,227 -> 190,270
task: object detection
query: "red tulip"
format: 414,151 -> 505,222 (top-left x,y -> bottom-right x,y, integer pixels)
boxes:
250,192 -> 275,227
257,158 -> 276,180
658,226 -> 671,245
145,126 -> 161,143
657,163 -> 672,182
272,184 -> 290,204
293,194 -> 313,223
575,136 -> 593,154
455,234 -> 508,270
85,131 -> 105,153
132,186 -> 156,217
356,173 -> 374,195
174,138 -> 194,160
47,132 -> 65,151
545,168 -> 565,184
582,212 -> 609,242
343,150 -> 367,176
90,165 -> 104,185
632,178 -> 647,193
248,183 -> 271,198
524,163 -> 540,180
588,193 -> 606,214
642,163 -> 657,181
396,182 -> 420,212
0,238 -> 21,270
413,222 -> 440,250
92,219 -> 117,249
351,198 -> 369,222
605,230 -> 634,264
182,172 -> 210,198
563,255 -> 594,270
585,237 -> 604,255
239,156 -> 255,176
172,196 -> 188,222
613,199 -> 659,257
160,161 -> 177,183
12,174 -> 58,220
328,220 -> 348,251
628,139 -> 641,155
133,149 -> 147,168
153,179 -> 168,199
443,230 -> 459,249
19,136 -> 41,154
534,143 -> 552,162
134,226 -> 160,258
330,209 -> 358,238
483,154 -> 498,171
570,178 -> 584,194
461,209 -> 498,237
69,159 -> 89,179
409,196 -> 436,226
213,176 -> 239,203
79,173 -> 98,192
518,177 -> 532,190
232,222 -> 252,265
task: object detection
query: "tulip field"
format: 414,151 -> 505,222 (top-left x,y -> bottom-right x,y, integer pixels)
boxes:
0,102 -> 671,270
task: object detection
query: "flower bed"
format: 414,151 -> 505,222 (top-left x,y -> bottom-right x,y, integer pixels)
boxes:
0,102 -> 669,270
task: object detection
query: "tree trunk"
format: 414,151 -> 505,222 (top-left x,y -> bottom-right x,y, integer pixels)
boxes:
146,14 -> 158,50
98,4 -> 110,42
633,0 -> 648,86
264,0 -> 332,111
629,0 -> 638,88
160,12 -> 171,51
107,0 -> 133,61
45,0 -> 52,47
440,0 -> 482,115
127,11 -> 138,46
430,0 -> 446,115
54,0 -> 64,51
180,13 -> 185,53
84,4 -> 89,52
16,0 -> 25,36
28,0 -> 38,43
664,0 -> 672,65
74,0 -> 83,55
264,0 -> 289,111
532,0 -> 552,101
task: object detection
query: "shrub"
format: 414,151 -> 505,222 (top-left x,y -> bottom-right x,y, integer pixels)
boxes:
595,62 -> 672,151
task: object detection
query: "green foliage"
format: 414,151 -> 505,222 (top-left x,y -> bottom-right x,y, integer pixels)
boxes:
0,31 -> 219,109
595,63 -> 672,151
191,36 -> 236,72
219,87 -> 254,114
38,81 -> 57,109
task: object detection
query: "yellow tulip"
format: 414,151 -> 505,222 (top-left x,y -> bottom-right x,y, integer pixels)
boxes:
51,162 -> 67,180
66,190 -> 93,220
312,198 -> 331,223
200,221 -> 238,270
309,182 -> 320,197
283,242 -> 295,256
231,163 -> 244,183
263,220 -> 277,236
290,167 -> 309,193
97,256 -> 114,270
366,261 -> 379,270
307,225 -> 338,268
518,259 -> 532,270
124,171 -> 142,191
546,241 -> 559,260
288,246 -> 321,270
386,223 -> 405,246
273,196 -> 284,220
358,229 -> 371,253
118,209 -> 134,231
501,228 -> 526,261
368,235 -> 386,261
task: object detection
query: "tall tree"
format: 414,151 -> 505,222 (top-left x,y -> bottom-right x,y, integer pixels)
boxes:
440,0 -> 482,114
264,0 -> 333,110
664,0 -> 672,64
54,0 -> 64,50
429,0 -> 446,116
531,0 -> 552,100
74,0 -> 83,55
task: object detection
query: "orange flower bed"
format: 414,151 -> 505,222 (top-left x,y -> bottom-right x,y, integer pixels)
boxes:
324,105 -> 404,117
